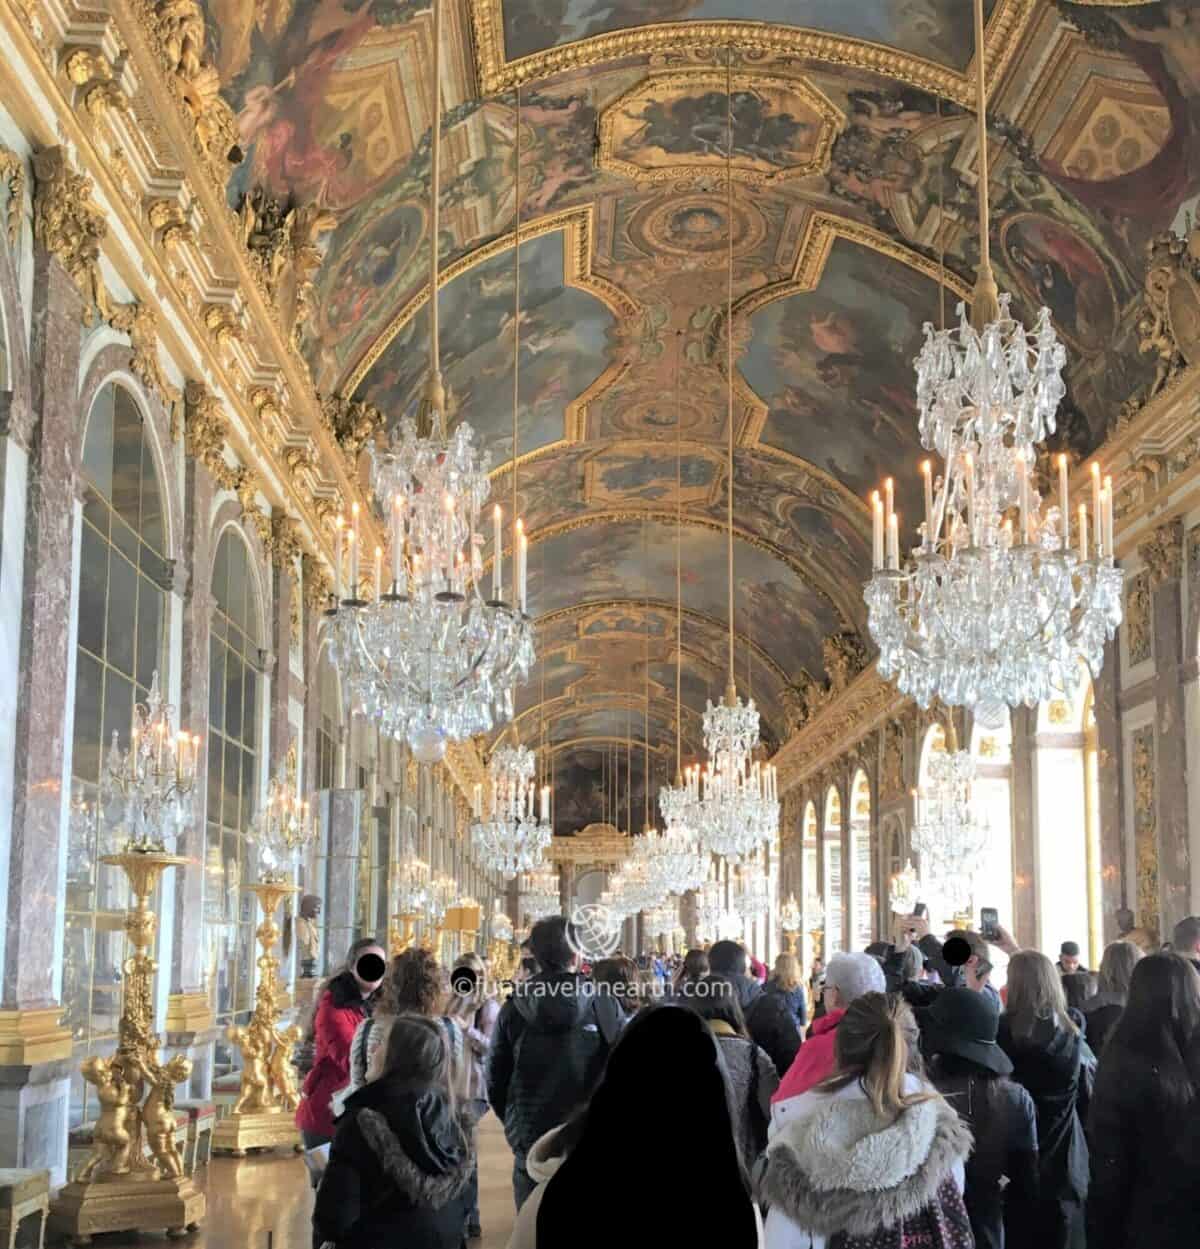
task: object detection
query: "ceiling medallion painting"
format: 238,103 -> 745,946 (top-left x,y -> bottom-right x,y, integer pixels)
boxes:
470,1 -> 1026,99
597,71 -> 842,186
347,206 -> 635,464
627,192 -> 768,264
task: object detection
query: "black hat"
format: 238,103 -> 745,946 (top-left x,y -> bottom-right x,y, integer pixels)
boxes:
925,988 -> 1012,1076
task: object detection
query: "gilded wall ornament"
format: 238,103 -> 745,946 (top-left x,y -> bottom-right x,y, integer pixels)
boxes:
267,514 -> 303,568
109,301 -> 181,405
824,631 -> 868,695
0,146 -> 23,247
1125,229 -> 1200,416
181,380 -> 226,469
1125,572 -> 1152,667
300,552 -> 331,614
317,393 -> 384,464
31,146 -> 110,322
146,198 -> 194,249
62,46 -> 129,120
1132,726 -> 1159,944
881,720 -> 905,800
1140,518 -> 1183,590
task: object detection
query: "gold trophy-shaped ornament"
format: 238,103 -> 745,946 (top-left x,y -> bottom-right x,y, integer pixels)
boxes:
212,880 -> 304,1155
50,851 -> 205,1245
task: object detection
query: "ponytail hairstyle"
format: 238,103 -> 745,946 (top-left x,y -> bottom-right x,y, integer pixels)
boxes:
821,992 -> 936,1119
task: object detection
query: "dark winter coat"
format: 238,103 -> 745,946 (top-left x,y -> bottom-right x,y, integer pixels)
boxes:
998,1014 -> 1093,1249
298,972 -> 371,1140
1079,993 -> 1125,1056
763,977 -> 808,1031
486,972 -> 623,1160
1086,1044 -> 1200,1249
312,1077 -> 472,1249
727,973 -> 802,1079
931,1056 -> 1040,1249
709,1021 -> 779,1166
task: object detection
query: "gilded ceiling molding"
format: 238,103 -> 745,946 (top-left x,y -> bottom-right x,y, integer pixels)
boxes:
547,736 -> 673,759
596,69 -> 842,186
0,148 -> 23,247
61,44 -> 130,120
108,301 -> 180,406
466,1 -> 1034,103
1139,518 -> 1184,589
532,597 -> 789,689
507,690 -> 704,737
345,205 -> 637,398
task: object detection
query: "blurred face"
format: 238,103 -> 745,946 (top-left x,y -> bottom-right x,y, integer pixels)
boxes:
1061,954 -> 1080,974
823,983 -> 844,1011
353,946 -> 387,995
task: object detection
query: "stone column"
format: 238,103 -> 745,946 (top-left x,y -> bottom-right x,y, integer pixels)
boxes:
0,242 -> 84,1183
322,788 -> 366,970
1092,637 -> 1124,942
1009,706 -> 1038,948
1140,520 -> 1191,935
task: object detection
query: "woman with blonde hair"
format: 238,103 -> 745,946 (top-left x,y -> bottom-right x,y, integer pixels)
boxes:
761,993 -> 973,1249
999,949 -> 1093,1249
764,952 -> 807,1030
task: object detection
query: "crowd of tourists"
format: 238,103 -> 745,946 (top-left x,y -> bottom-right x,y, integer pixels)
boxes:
294,911 -> 1200,1249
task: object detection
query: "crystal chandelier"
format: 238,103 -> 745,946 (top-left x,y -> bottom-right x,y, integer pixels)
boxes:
470,744 -> 551,878
610,851 -> 664,917
427,873 -> 456,928
519,862 -> 560,924
732,857 -> 771,923
779,894 -> 801,935
912,748 -> 989,913
691,54 -> 779,862
326,0 -> 533,764
100,670 -> 200,852
249,746 -> 316,882
490,902 -> 514,945
890,859 -> 920,915
694,879 -> 726,943
864,0 -> 1121,719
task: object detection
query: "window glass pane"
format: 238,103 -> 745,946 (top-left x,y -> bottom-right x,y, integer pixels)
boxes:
100,672 -> 133,774
139,440 -> 164,555
82,388 -> 114,498
110,514 -> 139,566
82,488 -> 109,543
212,534 -> 230,616
72,654 -> 104,786
224,652 -> 243,742
242,668 -> 257,749
135,584 -> 163,693
209,639 -> 225,733
77,523 -> 108,659
241,747 -> 256,830
223,737 -> 240,829
61,915 -> 93,1043
227,541 -> 247,633
207,731 -> 223,824
109,393 -> 142,534
105,550 -> 136,677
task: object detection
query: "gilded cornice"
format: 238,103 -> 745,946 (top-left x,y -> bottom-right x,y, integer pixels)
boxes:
466,1 -> 1035,104
0,0 -> 374,580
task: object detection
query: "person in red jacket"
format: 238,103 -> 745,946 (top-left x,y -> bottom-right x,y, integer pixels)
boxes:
771,951 -> 886,1107
296,937 -> 386,1148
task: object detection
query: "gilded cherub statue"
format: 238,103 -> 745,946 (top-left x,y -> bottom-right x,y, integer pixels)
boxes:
141,1054 -> 193,1180
77,1055 -> 140,1179
267,1024 -> 303,1111
229,1025 -> 271,1115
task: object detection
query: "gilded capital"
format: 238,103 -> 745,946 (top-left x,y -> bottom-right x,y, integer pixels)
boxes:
109,301 -> 180,405
318,392 -> 384,464
0,146 -> 24,246
1139,518 -> 1184,589
31,146 -> 110,322
267,514 -> 303,568
182,379 -> 227,473
301,552 -> 331,613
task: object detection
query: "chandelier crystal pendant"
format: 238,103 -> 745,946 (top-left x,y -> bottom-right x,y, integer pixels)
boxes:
864,0 -> 1121,718
912,748 -> 989,913
692,49 -> 779,863
732,857 -> 772,923
248,745 -> 316,882
693,879 -> 726,943
100,670 -> 200,852
520,862 -> 560,924
325,0 -> 534,764
470,744 -> 552,878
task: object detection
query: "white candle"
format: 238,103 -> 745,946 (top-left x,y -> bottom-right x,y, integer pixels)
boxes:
1103,478 -> 1114,560
1078,502 -> 1088,562
1058,454 -> 1070,550
374,546 -> 383,599
444,493 -> 455,588
492,505 -> 502,601
1091,462 -> 1102,553
922,461 -> 933,551
965,453 -> 976,543
871,491 -> 884,569
519,532 -> 529,612
392,496 -> 404,589
887,512 -> 899,570
473,783 -> 482,819
884,476 -> 894,532
334,516 -> 344,600
347,529 -> 358,600
540,785 -> 549,822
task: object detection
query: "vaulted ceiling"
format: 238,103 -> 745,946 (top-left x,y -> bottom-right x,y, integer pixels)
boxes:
199,0 -> 1197,830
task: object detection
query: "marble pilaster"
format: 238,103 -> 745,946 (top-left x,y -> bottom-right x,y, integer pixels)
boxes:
1093,638 -> 1125,941
1009,706 -> 1038,948
322,788 -> 365,970
269,556 -> 294,776
1145,521 -> 1191,933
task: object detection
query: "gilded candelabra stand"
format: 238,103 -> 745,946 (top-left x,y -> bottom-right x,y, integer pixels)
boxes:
212,880 -> 303,1156
50,852 -> 205,1245
389,912 -> 421,955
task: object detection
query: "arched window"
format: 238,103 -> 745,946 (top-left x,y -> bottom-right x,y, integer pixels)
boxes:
849,769 -> 873,951
206,528 -> 264,1072
824,786 -> 843,954
65,382 -> 169,1127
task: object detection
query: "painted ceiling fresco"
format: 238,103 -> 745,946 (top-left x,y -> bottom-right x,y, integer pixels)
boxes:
193,0 -> 1200,831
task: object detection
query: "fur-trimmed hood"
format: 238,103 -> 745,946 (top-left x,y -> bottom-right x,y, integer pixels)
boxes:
761,1088 -> 972,1240
355,1103 -> 474,1209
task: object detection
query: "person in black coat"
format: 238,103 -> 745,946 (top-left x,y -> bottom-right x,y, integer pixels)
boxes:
999,950 -> 1094,1249
313,1013 -> 473,1249
706,939 -> 800,1076
486,916 -> 624,1210
925,987 -> 1039,1249
1087,952 -> 1200,1249
1081,940 -> 1142,1056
